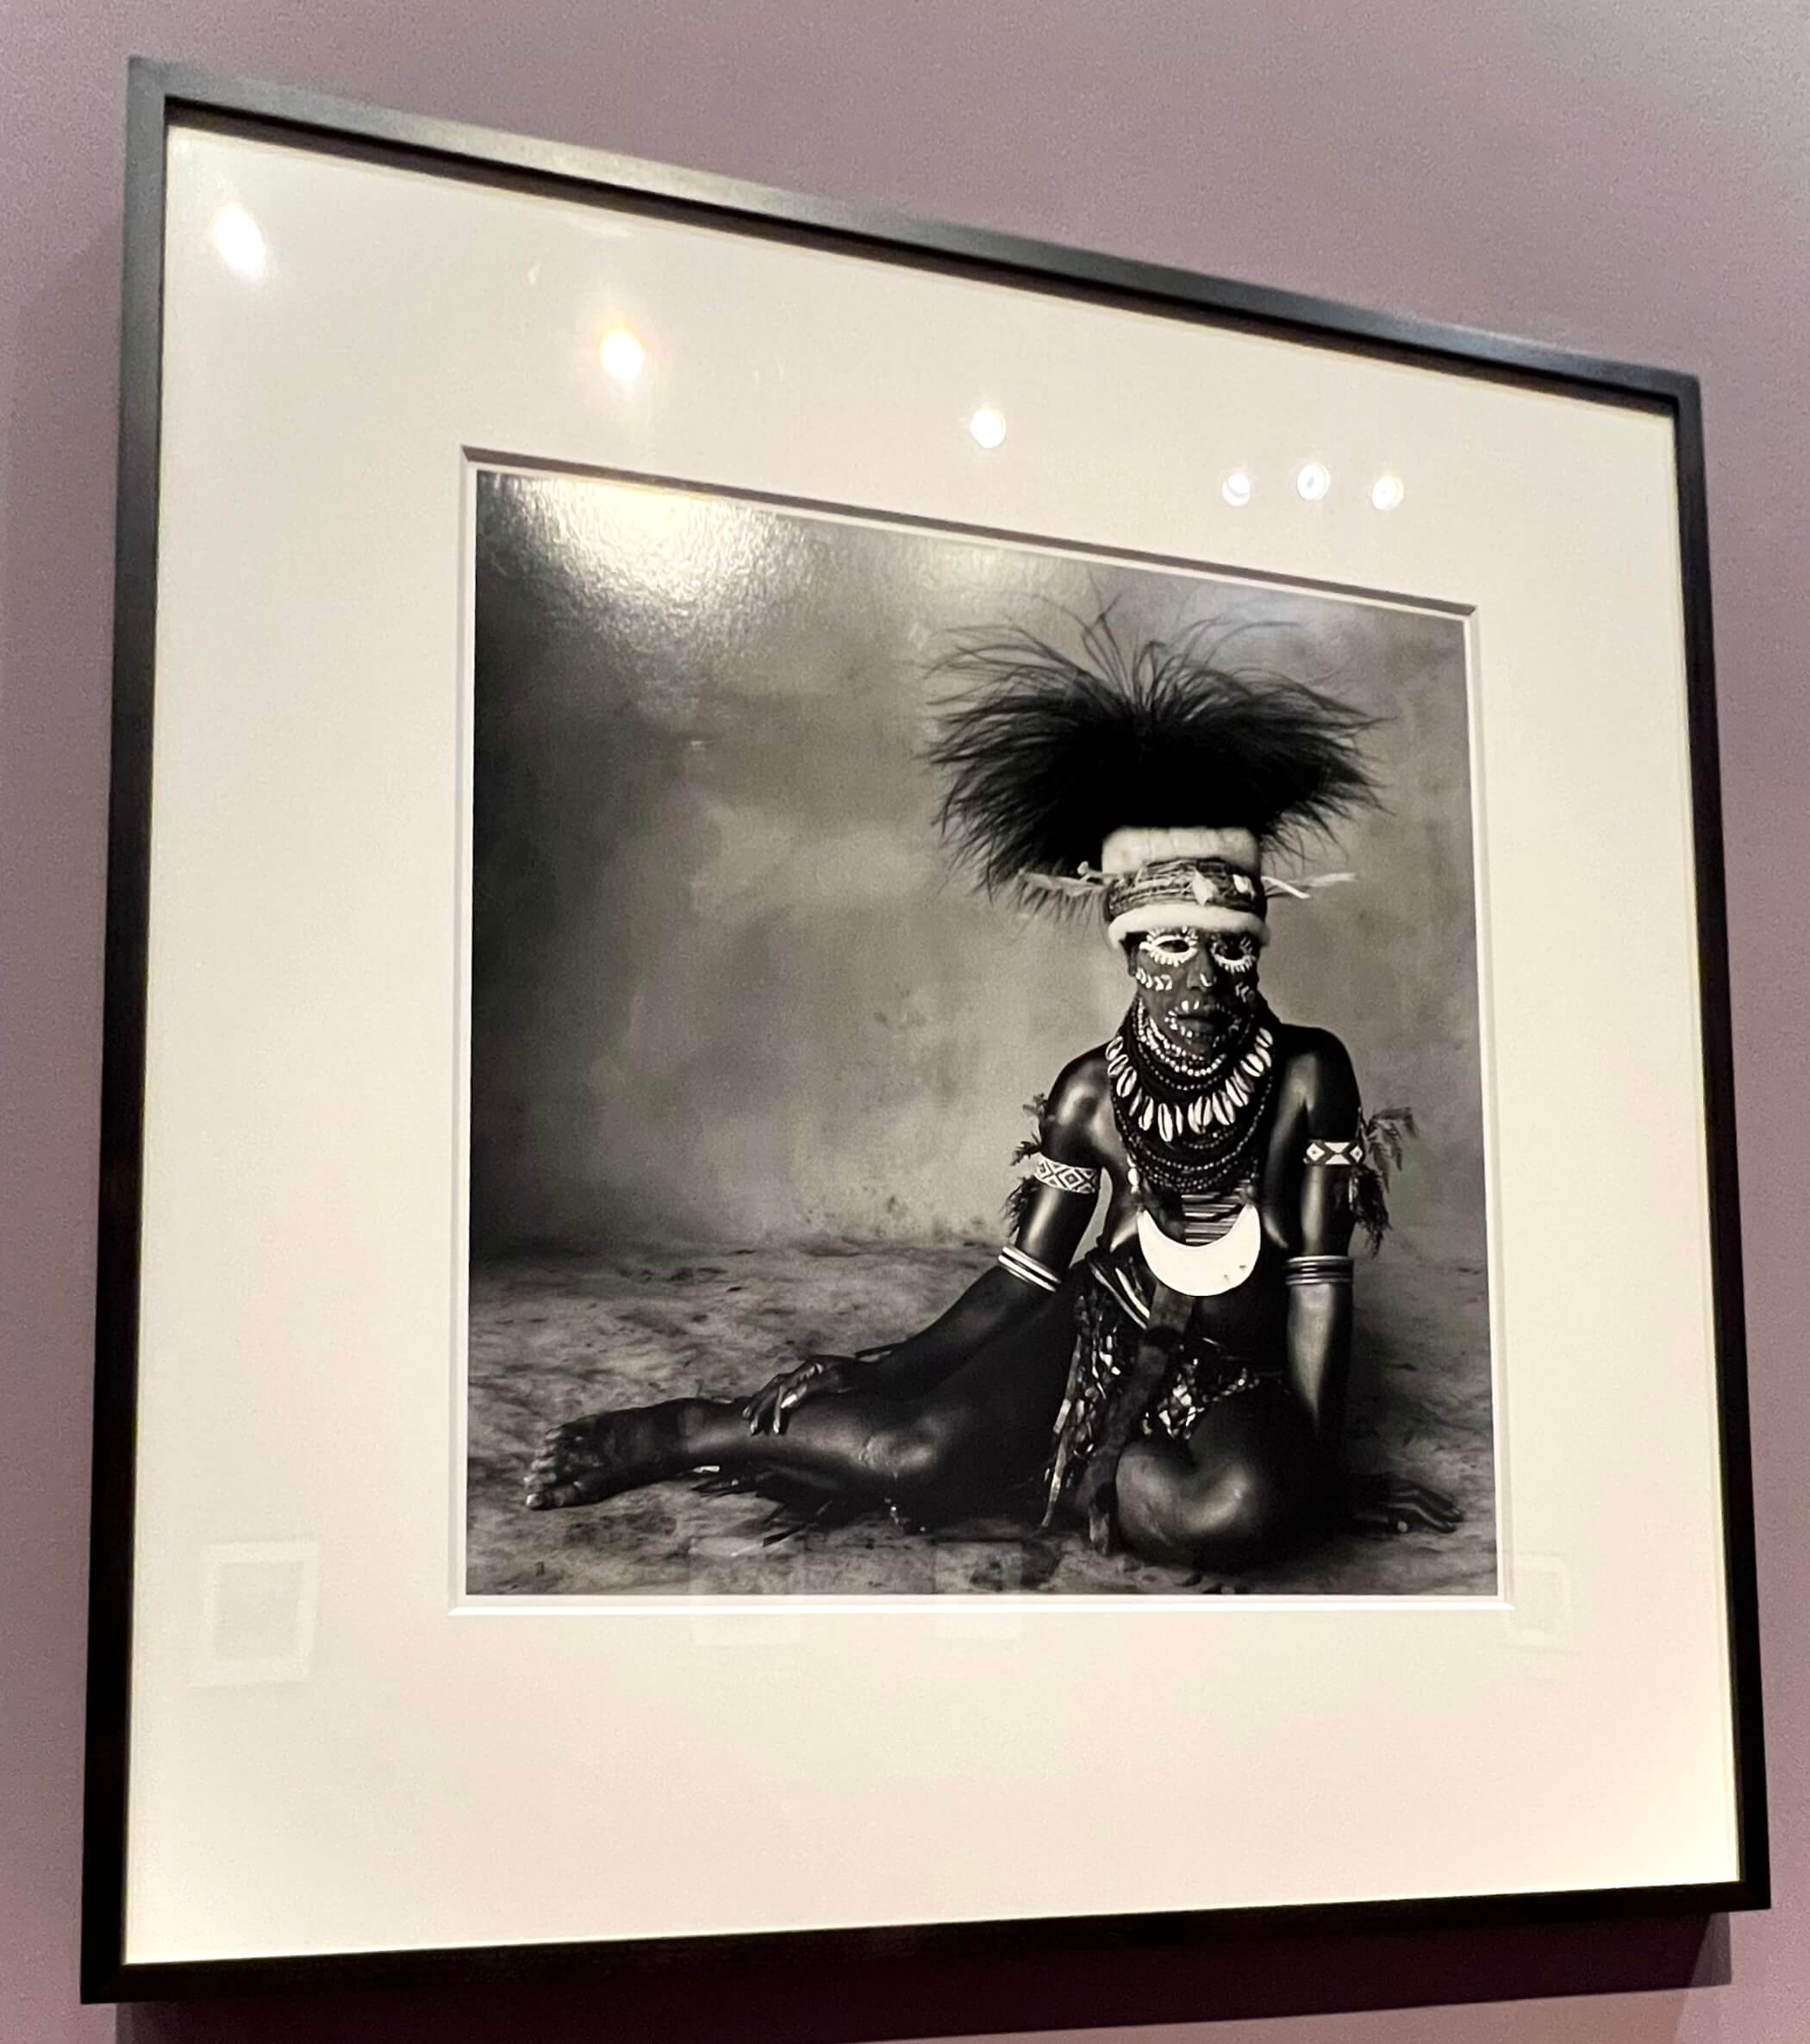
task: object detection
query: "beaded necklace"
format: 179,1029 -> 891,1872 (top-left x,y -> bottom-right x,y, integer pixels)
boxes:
1104,999 -> 1277,1194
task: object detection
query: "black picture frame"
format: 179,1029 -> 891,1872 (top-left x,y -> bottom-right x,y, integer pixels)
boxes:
84,54 -> 1768,2010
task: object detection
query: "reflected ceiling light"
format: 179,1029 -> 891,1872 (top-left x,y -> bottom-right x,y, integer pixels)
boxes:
1370,472 -> 1406,511
969,406 -> 1007,450
600,327 -> 646,381
1295,462 -> 1332,502
212,205 -> 267,281
1221,470 -> 1253,508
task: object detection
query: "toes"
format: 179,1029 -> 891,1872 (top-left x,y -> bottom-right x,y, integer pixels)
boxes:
528,1422 -> 584,1482
525,1479 -> 579,1511
526,1435 -> 572,1504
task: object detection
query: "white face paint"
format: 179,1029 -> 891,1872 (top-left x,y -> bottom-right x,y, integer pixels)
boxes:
1127,928 -> 1263,1045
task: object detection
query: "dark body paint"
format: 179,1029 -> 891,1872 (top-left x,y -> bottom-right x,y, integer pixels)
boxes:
524,1023 -> 1416,1572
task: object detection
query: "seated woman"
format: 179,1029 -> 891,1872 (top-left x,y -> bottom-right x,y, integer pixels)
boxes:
526,614 -> 1459,1570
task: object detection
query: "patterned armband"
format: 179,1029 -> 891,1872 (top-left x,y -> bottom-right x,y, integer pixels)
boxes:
997,1243 -> 1065,1293
1304,1137 -> 1364,1168
1020,1150 -> 1102,1197
1286,1254 -> 1354,1287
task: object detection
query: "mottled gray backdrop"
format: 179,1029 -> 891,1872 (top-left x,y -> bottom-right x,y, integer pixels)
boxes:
471,467 -> 1485,1267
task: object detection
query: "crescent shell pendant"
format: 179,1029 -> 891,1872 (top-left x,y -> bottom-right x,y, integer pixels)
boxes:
1135,1202 -> 1264,1297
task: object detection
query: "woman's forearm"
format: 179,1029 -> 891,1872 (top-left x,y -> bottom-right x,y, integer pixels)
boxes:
1283,1256 -> 1354,1451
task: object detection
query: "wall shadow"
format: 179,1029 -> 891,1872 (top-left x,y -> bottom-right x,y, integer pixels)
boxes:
115,1911 -> 1725,2043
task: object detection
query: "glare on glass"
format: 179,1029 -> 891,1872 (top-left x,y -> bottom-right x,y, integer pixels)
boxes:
599,328 -> 646,382
211,205 -> 267,281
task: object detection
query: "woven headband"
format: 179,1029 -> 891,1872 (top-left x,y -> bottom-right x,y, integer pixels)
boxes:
1104,859 -> 1270,948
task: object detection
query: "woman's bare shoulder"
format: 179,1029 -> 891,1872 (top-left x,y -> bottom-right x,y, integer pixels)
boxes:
1042,1047 -> 1114,1154
1272,1022 -> 1360,1129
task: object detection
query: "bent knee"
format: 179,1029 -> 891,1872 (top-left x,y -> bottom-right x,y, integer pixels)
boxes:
869,1412 -> 977,1519
1117,1443 -> 1311,1569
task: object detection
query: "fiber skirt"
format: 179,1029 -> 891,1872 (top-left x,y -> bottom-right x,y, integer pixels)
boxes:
1042,1241 -> 1283,1521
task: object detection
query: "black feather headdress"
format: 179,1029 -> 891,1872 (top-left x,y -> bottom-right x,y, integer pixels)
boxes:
925,607 -> 1378,905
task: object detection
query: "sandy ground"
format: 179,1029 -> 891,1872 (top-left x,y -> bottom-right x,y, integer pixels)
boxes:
466,1238 -> 1496,1597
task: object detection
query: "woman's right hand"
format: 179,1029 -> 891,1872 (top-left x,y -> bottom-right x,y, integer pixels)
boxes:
743,1353 -> 857,1435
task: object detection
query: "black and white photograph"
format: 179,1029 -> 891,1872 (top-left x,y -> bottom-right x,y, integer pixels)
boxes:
466,464 -> 1495,1598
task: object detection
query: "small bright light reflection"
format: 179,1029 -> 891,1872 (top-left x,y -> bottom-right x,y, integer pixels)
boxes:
969,406 -> 1007,450
1295,462 -> 1332,502
1370,472 -> 1405,512
212,206 -> 267,281
600,328 -> 646,381
1221,470 -> 1253,508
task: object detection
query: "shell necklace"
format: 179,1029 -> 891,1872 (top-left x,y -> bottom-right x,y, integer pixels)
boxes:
1104,999 -> 1277,1195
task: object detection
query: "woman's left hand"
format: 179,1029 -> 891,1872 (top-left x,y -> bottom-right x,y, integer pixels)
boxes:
1345,1472 -> 1464,1536
743,1353 -> 856,1435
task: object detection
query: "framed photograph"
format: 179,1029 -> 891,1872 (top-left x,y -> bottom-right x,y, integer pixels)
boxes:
84,57 -> 1766,2001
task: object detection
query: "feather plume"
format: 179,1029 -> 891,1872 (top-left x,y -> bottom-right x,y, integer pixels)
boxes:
925,606 -> 1378,907
1003,1093 -> 1049,1231
1353,1106 -> 1416,1253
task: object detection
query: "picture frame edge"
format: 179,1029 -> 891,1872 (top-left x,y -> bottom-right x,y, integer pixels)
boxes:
80,53 -> 1769,2002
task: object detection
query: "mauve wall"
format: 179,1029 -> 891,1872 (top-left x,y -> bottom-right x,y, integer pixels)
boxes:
2,5 -> 1803,2041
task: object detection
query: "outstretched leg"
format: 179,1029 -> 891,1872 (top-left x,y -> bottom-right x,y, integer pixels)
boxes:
1113,1386 -> 1327,1571
527,1284 -> 1077,1525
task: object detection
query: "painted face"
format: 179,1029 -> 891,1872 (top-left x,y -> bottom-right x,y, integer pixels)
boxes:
1127,926 -> 1261,1047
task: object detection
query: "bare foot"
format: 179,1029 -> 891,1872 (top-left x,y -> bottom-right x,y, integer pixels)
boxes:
524,1403 -> 692,1511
